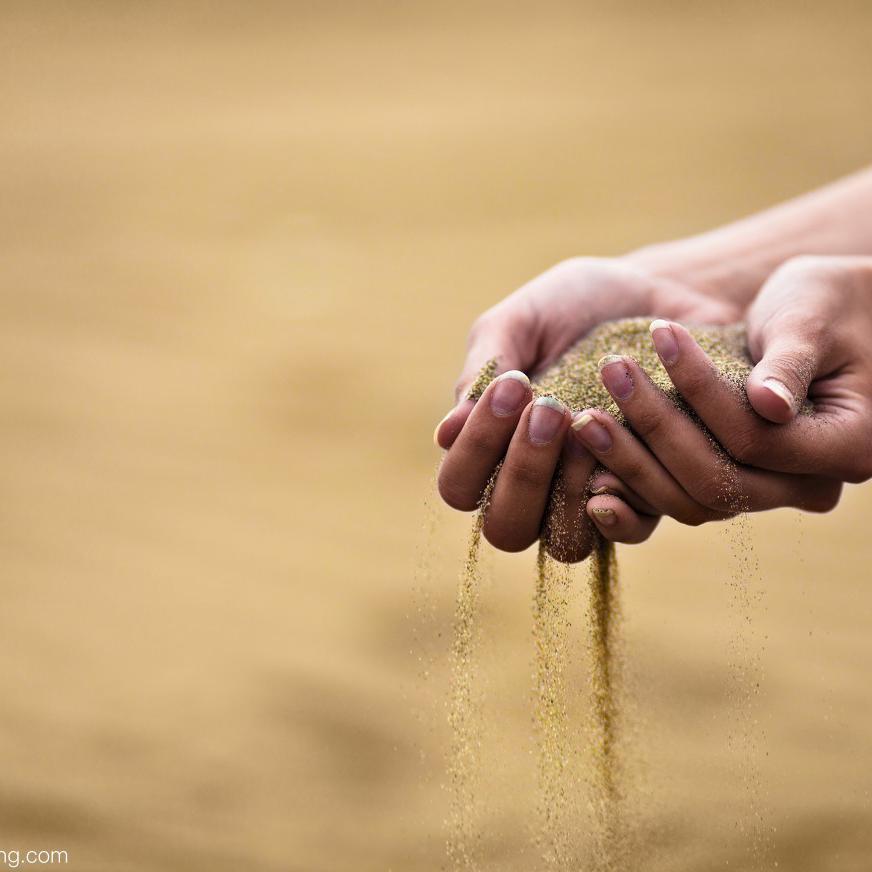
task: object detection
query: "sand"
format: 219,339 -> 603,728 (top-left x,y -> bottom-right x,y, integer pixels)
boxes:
450,318 -> 757,870
469,318 -> 752,415
446,472 -> 498,870
531,543 -> 575,868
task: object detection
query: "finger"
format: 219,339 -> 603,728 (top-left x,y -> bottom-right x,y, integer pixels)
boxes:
437,371 -> 532,511
433,398 -> 474,449
586,493 -> 660,544
598,352 -> 843,514
483,397 -> 570,552
648,319 -> 868,480
745,331 -> 816,424
588,470 -> 660,516
541,435 -> 599,563
434,312 -> 531,450
741,261 -> 839,423
569,407 -> 721,526
648,315 -> 805,421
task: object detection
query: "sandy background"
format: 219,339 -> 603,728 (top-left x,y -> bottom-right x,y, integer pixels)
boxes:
2,2 -> 872,870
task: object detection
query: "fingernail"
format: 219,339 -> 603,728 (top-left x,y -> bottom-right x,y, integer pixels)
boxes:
528,396 -> 565,445
571,412 -> 613,453
590,485 -> 611,495
591,507 -> 617,527
762,377 -> 795,411
598,354 -> 634,401
489,370 -> 530,417
649,319 -> 679,366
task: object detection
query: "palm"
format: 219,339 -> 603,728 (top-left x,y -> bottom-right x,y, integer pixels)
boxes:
497,257 -> 741,380
438,255 -> 743,451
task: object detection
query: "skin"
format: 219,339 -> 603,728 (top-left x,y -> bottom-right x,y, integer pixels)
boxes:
629,256 -> 872,484
434,257 -> 740,559
435,169 -> 872,560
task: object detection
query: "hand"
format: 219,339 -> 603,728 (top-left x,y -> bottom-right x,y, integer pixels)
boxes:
570,255 -> 872,525
434,257 -> 739,448
657,255 -> 872,480
433,256 -> 741,560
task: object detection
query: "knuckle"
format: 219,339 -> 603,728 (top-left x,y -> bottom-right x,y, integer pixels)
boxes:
770,256 -> 855,307
846,450 -> 872,484
467,310 -> 497,344
550,255 -> 591,278
688,472 -> 733,511
774,255 -> 832,283
674,366 -> 712,400
608,454 -> 647,488
503,456 -> 551,490
721,426 -> 761,466
542,256 -> 614,291
765,334 -> 817,366
628,406 -> 667,442
763,325 -> 826,369
471,300 -> 525,340
806,480 -> 843,513
463,427 -> 502,457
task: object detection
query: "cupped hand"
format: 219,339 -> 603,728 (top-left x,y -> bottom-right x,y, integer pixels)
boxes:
654,255 -> 872,481
570,352 -> 842,525
572,255 -> 872,526
433,256 -> 741,560
434,257 -> 739,448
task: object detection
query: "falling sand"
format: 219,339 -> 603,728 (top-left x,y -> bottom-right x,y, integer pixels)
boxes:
531,541 -> 575,867
446,471 -> 498,870
445,317 -> 764,870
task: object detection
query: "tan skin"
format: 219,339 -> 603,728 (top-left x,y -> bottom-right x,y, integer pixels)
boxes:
434,257 -> 741,560
435,170 -> 872,561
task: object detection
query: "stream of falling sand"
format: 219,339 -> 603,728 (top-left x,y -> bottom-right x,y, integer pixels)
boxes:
585,536 -> 625,872
442,319 -> 777,870
532,532 -> 626,872
446,474 -> 497,871
448,505 -> 626,872
532,543 -> 575,868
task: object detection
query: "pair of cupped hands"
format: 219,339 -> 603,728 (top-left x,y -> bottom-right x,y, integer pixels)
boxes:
434,254 -> 872,562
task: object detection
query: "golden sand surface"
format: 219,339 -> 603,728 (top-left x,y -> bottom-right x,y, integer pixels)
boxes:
472,319 -> 752,416
2,3 -> 872,870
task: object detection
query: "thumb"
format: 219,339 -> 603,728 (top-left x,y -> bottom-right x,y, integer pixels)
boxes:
433,313 -> 529,449
745,269 -> 831,423
746,332 -> 818,423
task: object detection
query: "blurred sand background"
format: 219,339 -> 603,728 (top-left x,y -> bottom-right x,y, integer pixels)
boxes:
2,2 -> 872,870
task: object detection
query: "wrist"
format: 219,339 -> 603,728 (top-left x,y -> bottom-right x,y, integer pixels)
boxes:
624,236 -> 774,311
624,168 -> 872,309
